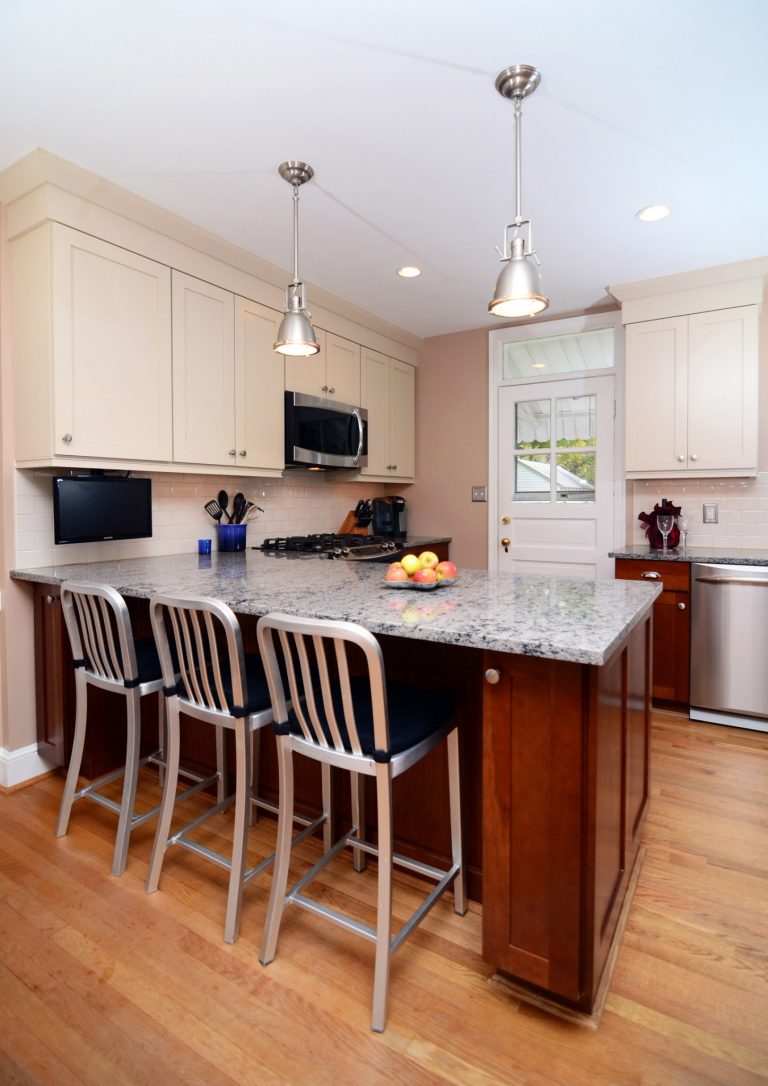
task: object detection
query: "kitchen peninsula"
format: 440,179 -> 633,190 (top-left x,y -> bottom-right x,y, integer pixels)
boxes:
11,552 -> 660,1020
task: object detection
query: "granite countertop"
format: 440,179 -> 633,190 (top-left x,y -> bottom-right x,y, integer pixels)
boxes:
10,551 -> 660,667
611,546 -> 768,566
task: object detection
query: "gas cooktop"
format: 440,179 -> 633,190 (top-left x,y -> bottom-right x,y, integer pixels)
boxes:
257,534 -> 403,561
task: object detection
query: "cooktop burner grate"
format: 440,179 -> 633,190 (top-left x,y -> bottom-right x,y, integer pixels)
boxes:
257,534 -> 402,560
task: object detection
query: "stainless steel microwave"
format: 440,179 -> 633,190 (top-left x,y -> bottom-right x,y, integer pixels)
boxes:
284,391 -> 368,469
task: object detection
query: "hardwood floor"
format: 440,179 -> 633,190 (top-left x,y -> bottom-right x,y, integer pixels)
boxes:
1,711 -> 766,1085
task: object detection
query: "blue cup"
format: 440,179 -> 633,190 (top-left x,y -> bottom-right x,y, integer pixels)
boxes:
217,524 -> 246,552
198,538 -> 212,555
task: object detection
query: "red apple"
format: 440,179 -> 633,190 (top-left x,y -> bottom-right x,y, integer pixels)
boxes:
386,562 -> 409,582
412,567 -> 438,583
418,550 -> 439,570
435,561 -> 458,581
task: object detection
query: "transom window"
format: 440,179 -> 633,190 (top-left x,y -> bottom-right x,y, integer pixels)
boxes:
502,327 -> 614,380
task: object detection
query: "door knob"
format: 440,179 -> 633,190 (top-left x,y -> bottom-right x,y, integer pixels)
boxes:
501,537 -> 511,553
502,516 -> 511,525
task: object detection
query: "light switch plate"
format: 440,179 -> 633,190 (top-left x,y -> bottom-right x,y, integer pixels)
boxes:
471,486 -> 487,502
703,503 -> 718,524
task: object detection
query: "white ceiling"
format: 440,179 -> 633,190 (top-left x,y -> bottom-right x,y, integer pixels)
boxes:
2,0 -> 767,340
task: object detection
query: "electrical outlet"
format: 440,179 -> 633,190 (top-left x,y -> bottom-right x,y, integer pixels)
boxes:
703,503 -> 718,524
471,486 -> 488,502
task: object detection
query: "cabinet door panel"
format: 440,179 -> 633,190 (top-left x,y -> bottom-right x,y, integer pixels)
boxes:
687,307 -> 758,471
388,359 -> 415,478
52,225 -> 172,461
172,272 -> 235,465
652,589 -> 690,704
326,334 -> 360,405
360,347 -> 390,476
235,298 -> 285,471
625,317 -> 687,472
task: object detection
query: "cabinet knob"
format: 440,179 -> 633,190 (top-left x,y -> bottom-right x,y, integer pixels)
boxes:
485,668 -> 501,685
238,449 -> 247,457
62,433 -> 73,444
229,449 -> 236,457
678,601 -> 686,610
640,571 -> 661,579
690,453 -> 699,461
321,385 -> 328,392
328,387 -> 335,395
677,454 -> 685,462
45,594 -> 57,605
391,464 -> 397,471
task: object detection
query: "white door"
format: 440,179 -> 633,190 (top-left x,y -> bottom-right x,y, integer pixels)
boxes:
495,375 -> 615,578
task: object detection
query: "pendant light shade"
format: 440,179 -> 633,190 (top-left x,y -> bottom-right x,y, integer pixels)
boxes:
488,65 -> 549,320
274,161 -> 320,357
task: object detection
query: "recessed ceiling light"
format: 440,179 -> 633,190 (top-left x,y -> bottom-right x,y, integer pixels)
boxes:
397,266 -> 422,278
531,362 -> 546,369
636,204 -> 671,222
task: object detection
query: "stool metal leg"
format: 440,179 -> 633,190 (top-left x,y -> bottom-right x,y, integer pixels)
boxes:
372,761 -> 394,1033
351,772 -> 366,873
447,728 -> 467,915
321,761 -> 332,853
215,724 -> 226,804
224,719 -> 252,944
157,692 -> 166,789
259,735 -> 294,966
249,729 -> 261,827
112,687 -> 142,876
146,700 -> 181,894
56,670 -> 89,839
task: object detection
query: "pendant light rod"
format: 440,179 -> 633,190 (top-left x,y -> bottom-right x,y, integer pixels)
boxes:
291,181 -> 300,285
274,161 -> 320,357
514,98 -> 522,225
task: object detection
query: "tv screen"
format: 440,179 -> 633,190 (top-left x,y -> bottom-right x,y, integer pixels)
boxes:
53,475 -> 152,545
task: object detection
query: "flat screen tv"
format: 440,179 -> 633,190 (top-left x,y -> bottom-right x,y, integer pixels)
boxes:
53,475 -> 152,545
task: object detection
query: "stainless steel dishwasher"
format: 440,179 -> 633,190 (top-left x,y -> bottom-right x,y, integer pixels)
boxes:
690,562 -> 768,732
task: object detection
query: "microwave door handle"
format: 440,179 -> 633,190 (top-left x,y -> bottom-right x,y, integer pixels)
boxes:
351,408 -> 364,465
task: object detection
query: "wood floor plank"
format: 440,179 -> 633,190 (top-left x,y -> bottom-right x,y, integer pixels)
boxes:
1,714 -> 767,1085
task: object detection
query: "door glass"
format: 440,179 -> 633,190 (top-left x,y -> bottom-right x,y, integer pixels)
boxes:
554,394 -> 596,503
555,453 -> 595,501
502,327 -> 614,379
555,395 -> 596,444
514,454 -> 551,501
515,399 -> 550,447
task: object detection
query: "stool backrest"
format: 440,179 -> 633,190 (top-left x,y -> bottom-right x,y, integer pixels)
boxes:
150,594 -> 246,715
257,612 -> 388,757
61,581 -> 137,685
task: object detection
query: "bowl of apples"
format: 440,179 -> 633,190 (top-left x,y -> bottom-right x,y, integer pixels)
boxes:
384,551 -> 458,591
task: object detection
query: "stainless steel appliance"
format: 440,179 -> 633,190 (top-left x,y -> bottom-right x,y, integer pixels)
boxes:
690,562 -> 768,733
284,391 -> 367,469
372,496 -> 407,538
258,534 -> 402,561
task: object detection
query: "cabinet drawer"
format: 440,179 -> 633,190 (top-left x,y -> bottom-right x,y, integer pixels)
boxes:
615,558 -> 690,592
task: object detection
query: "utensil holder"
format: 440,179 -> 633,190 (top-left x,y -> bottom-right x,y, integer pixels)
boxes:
217,524 -> 246,552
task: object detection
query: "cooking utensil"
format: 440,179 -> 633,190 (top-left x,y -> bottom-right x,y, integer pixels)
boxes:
218,490 -> 230,523
244,504 -> 264,522
204,500 -> 223,522
232,492 -> 246,524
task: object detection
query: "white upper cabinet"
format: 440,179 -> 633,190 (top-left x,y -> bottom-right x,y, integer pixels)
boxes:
285,331 -> 361,405
625,306 -> 758,477
360,348 -> 415,480
172,272 -> 285,473
11,223 -> 172,464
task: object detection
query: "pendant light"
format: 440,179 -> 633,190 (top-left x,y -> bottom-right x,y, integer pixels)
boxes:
488,65 -> 549,319
273,161 -> 320,356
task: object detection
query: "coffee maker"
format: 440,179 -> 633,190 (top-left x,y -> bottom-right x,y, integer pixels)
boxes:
372,496 -> 407,539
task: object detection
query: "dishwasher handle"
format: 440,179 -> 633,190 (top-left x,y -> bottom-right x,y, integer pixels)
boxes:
695,575 -> 768,587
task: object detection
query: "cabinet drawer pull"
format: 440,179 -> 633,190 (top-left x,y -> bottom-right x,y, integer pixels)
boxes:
62,433 -> 73,444
678,601 -> 686,610
640,571 -> 661,579
485,668 -> 501,685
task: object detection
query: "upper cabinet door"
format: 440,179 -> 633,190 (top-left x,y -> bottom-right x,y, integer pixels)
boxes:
52,225 -> 172,461
687,307 -> 758,472
283,329 -> 326,397
360,347 -> 390,475
325,334 -> 361,405
388,358 -> 415,479
235,297 -> 285,471
625,317 -> 688,473
172,272 -> 235,466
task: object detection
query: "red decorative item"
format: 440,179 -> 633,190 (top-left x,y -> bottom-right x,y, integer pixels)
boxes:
638,502 -> 681,550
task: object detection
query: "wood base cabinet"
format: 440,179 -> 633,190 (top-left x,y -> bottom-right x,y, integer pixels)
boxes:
614,558 -> 690,706
482,616 -> 652,1012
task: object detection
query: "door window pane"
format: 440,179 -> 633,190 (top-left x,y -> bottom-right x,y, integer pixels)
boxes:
502,327 -> 614,379
514,454 -> 551,501
515,399 -> 550,447
555,395 -> 596,446
555,453 -> 595,502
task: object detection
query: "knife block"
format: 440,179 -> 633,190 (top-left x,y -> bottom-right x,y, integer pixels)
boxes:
338,511 -> 370,536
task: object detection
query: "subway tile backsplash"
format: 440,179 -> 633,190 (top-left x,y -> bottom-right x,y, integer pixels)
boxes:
14,468 -> 394,569
629,474 -> 768,549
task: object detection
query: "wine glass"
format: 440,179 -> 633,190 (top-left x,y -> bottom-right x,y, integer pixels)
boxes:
677,515 -> 689,552
657,513 -> 674,552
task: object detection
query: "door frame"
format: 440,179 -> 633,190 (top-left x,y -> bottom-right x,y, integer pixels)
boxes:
488,312 -> 626,574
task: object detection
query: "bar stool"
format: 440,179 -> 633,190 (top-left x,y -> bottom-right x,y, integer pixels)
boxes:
56,581 -> 175,876
146,594 -> 324,944
257,611 -> 466,1033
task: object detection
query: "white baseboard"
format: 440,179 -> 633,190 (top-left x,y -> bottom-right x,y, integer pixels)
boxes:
0,743 -> 57,789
